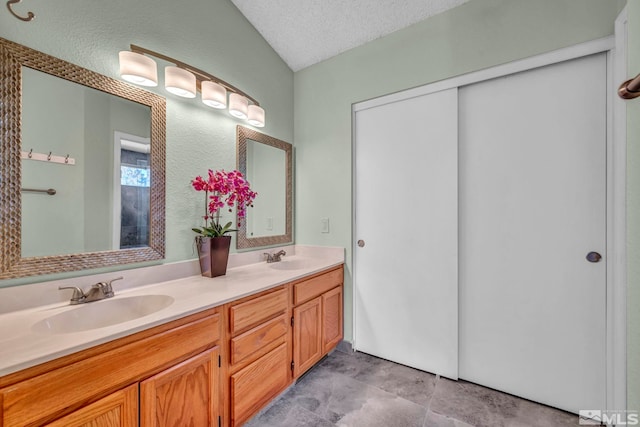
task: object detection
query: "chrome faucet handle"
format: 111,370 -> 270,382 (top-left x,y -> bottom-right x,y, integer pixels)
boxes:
264,253 -> 274,263
59,286 -> 86,305
104,276 -> 123,298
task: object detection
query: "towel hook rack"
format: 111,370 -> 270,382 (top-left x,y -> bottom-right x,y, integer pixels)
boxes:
21,150 -> 76,165
618,73 -> 640,100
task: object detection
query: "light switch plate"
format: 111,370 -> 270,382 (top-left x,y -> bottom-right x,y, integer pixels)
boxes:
321,218 -> 330,233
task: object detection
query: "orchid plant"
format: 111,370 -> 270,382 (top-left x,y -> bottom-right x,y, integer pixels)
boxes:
191,169 -> 257,238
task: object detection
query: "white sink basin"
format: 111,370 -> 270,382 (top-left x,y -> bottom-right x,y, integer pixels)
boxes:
269,259 -> 315,271
32,295 -> 175,334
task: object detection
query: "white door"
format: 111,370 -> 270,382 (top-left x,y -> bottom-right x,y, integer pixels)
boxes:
354,88 -> 459,379
458,53 -> 607,412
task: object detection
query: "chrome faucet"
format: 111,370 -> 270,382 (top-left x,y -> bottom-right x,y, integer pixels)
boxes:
59,276 -> 123,305
264,250 -> 286,263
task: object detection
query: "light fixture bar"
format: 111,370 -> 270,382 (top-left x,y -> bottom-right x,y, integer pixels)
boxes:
129,44 -> 260,106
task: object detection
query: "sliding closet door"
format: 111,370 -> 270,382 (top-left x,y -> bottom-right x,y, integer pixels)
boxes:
354,89 -> 458,379
458,53 -> 607,412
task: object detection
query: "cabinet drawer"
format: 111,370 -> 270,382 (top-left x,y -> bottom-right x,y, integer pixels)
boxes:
293,266 -> 343,305
1,313 -> 220,427
230,343 -> 289,426
229,287 -> 287,335
231,314 -> 288,366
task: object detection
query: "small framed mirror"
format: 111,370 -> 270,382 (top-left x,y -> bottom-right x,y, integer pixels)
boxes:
0,37 -> 166,280
236,126 -> 292,249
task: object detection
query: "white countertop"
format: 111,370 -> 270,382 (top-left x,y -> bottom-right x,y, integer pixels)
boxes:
0,246 -> 344,377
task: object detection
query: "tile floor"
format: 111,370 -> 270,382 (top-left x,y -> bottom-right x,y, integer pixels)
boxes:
245,349 -> 581,427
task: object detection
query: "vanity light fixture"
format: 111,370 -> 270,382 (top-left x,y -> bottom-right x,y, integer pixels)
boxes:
118,45 -> 265,126
247,105 -> 265,128
229,93 -> 249,120
165,66 -> 196,98
201,81 -> 227,109
119,51 -> 158,87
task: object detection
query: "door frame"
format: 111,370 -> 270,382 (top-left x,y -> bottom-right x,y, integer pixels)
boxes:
609,6 -> 628,414
352,33 -> 626,413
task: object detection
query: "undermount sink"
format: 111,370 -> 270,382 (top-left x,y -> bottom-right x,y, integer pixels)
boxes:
32,294 -> 175,334
269,258 -> 315,271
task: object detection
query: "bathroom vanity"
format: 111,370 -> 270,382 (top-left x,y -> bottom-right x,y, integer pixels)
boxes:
0,248 -> 344,427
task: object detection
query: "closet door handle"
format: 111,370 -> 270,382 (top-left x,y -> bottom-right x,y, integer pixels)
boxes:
586,252 -> 602,263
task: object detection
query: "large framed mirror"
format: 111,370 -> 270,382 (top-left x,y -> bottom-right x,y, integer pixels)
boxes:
0,37 -> 166,280
236,126 -> 292,249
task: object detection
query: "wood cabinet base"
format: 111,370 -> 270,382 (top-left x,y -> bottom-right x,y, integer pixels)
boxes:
0,265 -> 344,427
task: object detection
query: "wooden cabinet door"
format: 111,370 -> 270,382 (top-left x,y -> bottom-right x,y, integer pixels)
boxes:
140,347 -> 220,427
45,384 -> 138,427
230,342 -> 290,427
322,286 -> 343,353
293,296 -> 322,378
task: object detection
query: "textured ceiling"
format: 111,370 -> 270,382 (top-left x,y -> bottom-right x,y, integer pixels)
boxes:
231,0 -> 470,72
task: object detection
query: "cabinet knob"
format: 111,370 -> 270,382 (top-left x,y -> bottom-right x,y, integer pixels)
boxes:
357,240 -> 365,248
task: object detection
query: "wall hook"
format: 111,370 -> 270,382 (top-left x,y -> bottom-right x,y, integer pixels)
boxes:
65,154 -> 69,164
47,151 -> 52,161
28,148 -> 33,158
6,0 -> 35,22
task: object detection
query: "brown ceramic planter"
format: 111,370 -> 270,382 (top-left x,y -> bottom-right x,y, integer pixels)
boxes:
196,236 -> 232,277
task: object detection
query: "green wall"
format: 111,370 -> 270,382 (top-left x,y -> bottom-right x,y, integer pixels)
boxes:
0,0 -> 293,287
627,0 -> 640,413
294,0 -> 625,387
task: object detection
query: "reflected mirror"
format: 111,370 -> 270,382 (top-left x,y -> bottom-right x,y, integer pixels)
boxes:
236,126 -> 292,249
0,37 -> 166,280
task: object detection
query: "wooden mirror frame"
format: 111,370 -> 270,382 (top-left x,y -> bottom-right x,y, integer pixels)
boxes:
0,37 -> 166,280
236,126 -> 292,249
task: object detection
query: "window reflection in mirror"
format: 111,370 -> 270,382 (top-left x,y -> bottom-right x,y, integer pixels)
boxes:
114,133 -> 150,249
20,67 -> 152,258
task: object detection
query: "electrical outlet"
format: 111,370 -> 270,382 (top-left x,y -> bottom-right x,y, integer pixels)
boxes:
266,217 -> 273,231
321,218 -> 330,233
